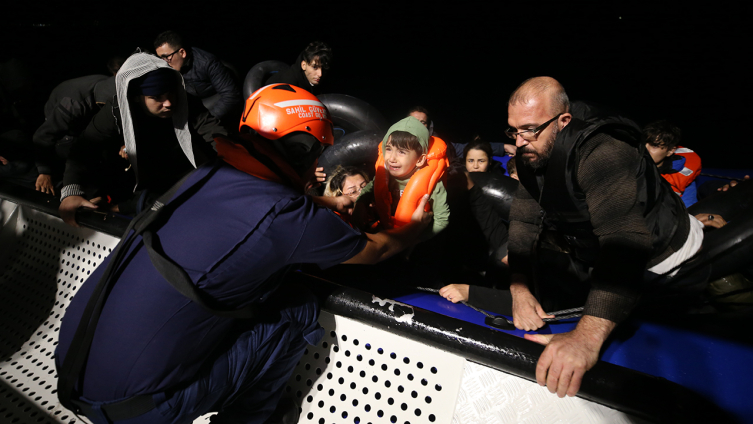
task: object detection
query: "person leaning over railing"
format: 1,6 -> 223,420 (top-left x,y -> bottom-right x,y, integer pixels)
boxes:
55,83 -> 434,424
58,52 -> 227,227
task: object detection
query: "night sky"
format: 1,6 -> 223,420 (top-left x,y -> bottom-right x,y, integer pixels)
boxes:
4,1 -> 752,169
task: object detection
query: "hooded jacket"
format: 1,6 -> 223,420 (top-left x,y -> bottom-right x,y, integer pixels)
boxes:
60,53 -> 226,201
32,75 -> 115,175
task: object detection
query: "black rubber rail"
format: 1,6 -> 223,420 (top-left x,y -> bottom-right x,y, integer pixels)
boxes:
0,181 -> 130,237
301,273 -> 737,424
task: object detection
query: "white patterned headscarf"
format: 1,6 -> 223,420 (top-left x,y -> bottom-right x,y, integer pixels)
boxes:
115,52 -> 195,185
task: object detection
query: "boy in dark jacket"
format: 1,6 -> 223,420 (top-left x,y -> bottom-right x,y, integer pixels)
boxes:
266,41 -> 332,95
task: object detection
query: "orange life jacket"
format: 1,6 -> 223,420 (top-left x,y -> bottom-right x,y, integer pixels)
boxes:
661,146 -> 701,197
215,134 -> 305,189
373,136 -> 448,228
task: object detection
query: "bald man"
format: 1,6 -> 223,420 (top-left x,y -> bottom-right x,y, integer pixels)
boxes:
504,77 -> 703,398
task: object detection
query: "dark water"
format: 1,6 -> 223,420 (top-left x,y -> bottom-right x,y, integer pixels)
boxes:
3,2 -> 752,168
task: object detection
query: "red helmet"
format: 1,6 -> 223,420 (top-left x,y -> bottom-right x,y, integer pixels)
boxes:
239,84 -> 334,145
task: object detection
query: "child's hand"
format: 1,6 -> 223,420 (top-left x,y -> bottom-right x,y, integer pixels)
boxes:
119,145 -> 129,160
314,167 -> 326,183
308,167 -> 326,189
717,175 -> 749,192
411,194 -> 433,226
439,284 -> 470,303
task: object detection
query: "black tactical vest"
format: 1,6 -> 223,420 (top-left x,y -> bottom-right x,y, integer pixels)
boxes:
516,117 -> 683,263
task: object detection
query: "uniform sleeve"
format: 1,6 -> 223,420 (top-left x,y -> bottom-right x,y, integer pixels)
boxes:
269,196 -> 367,269
507,182 -> 541,276
578,135 -> 653,323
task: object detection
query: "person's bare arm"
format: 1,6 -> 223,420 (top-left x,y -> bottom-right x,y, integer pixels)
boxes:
344,195 -> 432,265
525,315 -> 616,397
510,273 -> 554,331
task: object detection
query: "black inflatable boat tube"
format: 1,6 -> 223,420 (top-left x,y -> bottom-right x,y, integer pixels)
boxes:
468,172 -> 518,219
242,60 -> 289,100
317,130 -> 383,178
688,180 -> 753,223
318,94 -> 389,134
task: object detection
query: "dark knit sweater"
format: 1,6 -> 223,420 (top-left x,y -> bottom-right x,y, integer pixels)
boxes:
509,133 -> 690,323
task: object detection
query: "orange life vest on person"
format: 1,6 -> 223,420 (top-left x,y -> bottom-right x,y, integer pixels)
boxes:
661,146 -> 701,197
373,136 -> 448,228
215,134 -> 305,189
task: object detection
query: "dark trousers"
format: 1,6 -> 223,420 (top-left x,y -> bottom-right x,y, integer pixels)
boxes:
82,288 -> 323,424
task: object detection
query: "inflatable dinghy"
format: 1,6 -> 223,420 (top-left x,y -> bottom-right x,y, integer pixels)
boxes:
2,171 -> 752,424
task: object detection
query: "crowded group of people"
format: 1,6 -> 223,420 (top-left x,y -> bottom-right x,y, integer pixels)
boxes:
0,29 -> 750,424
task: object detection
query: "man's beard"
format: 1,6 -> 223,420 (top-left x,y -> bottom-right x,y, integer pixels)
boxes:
519,124 -> 558,170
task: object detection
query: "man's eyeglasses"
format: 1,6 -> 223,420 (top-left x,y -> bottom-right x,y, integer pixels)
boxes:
158,49 -> 181,62
505,113 -> 562,141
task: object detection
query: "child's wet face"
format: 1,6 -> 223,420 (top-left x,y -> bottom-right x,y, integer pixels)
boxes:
384,139 -> 421,179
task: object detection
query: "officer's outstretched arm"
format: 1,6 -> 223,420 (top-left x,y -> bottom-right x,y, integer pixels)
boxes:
343,195 -> 432,265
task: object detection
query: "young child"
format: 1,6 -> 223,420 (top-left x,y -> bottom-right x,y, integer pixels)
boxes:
355,116 -> 450,239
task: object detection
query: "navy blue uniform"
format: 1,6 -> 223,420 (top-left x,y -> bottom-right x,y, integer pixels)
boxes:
56,162 -> 365,423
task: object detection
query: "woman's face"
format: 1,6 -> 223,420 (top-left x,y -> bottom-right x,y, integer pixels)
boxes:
341,174 -> 367,200
465,149 -> 489,172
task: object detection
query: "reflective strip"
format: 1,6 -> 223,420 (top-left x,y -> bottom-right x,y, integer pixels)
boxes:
274,100 -> 324,108
680,167 -> 694,176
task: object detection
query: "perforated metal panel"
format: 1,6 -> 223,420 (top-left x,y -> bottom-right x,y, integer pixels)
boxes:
0,202 -> 117,424
287,312 -> 466,424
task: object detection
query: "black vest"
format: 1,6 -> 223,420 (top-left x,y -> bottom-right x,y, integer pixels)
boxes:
516,116 -> 683,263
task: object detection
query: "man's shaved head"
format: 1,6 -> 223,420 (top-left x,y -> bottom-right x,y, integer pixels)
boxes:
508,76 -> 570,116
507,77 -> 573,170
